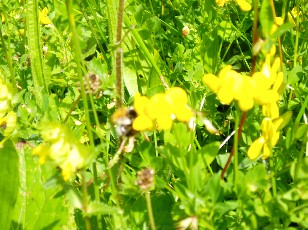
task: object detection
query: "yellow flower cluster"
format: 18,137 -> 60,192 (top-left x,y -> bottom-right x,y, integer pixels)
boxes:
0,79 -> 16,138
216,0 -> 251,11
133,87 -> 194,131
203,53 -> 283,114
203,47 -> 288,160
33,124 -> 92,181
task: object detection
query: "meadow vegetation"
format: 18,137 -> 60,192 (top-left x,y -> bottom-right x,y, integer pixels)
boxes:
0,0 -> 307,229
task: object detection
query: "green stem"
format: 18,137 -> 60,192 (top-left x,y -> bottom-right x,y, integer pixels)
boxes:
194,136 -> 213,175
79,0 -> 109,68
104,131 -> 125,228
251,0 -> 259,74
115,0 -> 125,107
233,109 -> 240,187
269,0 -> 283,68
221,112 -> 246,179
124,14 -> 169,89
106,0 -> 117,97
65,0 -> 94,145
269,157 -> 277,197
145,192 -> 156,230
65,1 -> 95,228
26,0 -> 48,108
293,0 -> 300,66
81,171 -> 92,230
154,131 -> 158,157
0,25 -> 16,89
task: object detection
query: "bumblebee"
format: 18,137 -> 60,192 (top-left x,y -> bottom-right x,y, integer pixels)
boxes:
111,107 -> 138,137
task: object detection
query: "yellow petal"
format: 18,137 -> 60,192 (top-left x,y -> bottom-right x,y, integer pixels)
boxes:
216,0 -> 230,7
3,111 -> 16,136
275,17 -> 283,26
32,145 -> 50,164
238,96 -> 254,111
156,114 -> 173,130
39,7 -> 51,25
202,74 -> 221,93
165,87 -> 188,106
248,136 -> 265,160
255,90 -> 279,105
134,93 -> 149,115
235,0 -> 252,11
133,115 -> 154,131
262,102 -> 279,119
174,106 -> 194,122
260,118 -> 274,140
273,72 -> 284,92
262,143 -> 271,159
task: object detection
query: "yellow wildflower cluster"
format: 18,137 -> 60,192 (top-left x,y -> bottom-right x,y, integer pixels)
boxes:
203,54 -> 283,114
203,47 -> 288,160
0,79 -> 16,138
33,124 -> 92,181
133,87 -> 194,131
216,0 -> 251,11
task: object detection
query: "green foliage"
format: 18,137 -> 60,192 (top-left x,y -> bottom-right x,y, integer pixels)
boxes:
0,141 -> 19,230
0,0 -> 307,229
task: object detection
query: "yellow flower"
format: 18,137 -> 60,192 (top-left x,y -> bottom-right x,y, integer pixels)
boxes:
0,111 -> 17,136
33,124 -> 93,181
262,102 -> 279,119
234,0 -> 251,11
216,0 -> 251,11
202,74 -> 221,94
275,17 -> 283,26
288,7 -> 300,25
203,66 -> 256,111
132,87 -> 194,132
216,0 -> 230,7
1,13 -> 5,23
247,118 -> 280,160
133,115 -> 154,131
247,112 -> 291,160
39,7 -> 52,25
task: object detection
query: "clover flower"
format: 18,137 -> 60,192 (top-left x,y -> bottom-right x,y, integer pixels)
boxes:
135,168 -> 155,191
132,87 -> 194,132
33,124 -> 93,181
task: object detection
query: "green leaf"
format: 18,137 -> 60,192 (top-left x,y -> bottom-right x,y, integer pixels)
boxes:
87,201 -> 120,216
271,22 -> 293,40
259,0 -> 274,38
26,0 -> 48,108
11,147 -> 73,229
295,124 -> 308,140
288,64 -> 303,85
0,140 -> 19,230
198,141 -> 220,165
203,174 -> 223,204
124,66 -> 139,97
172,123 -> 191,148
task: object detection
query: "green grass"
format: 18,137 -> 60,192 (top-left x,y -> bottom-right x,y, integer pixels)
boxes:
0,0 -> 307,229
